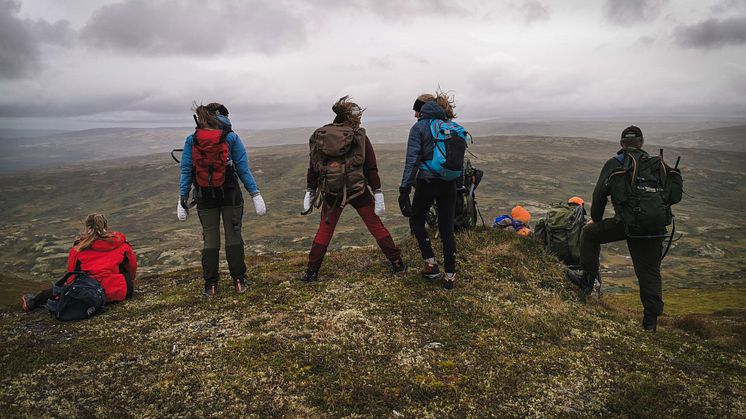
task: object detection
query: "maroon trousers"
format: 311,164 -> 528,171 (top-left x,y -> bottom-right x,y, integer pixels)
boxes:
308,194 -> 401,272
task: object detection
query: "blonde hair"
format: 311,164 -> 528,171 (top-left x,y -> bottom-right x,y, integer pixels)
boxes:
417,93 -> 436,103
192,102 -> 222,129
75,213 -> 115,251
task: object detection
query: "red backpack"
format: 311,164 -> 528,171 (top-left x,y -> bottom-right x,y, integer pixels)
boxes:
191,129 -> 233,188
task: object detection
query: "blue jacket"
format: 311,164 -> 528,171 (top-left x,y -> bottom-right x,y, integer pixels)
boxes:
400,101 -> 448,188
179,115 -> 259,198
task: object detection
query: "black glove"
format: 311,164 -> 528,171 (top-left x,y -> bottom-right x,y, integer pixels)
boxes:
398,186 -> 412,217
180,196 -> 189,210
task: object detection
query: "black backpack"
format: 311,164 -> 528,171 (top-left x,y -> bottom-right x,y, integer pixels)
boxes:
426,158 -> 484,231
606,149 -> 683,237
46,272 -> 106,321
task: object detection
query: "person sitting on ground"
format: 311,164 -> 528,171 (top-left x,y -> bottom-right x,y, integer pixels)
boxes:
493,205 -> 532,237
300,96 -> 406,282
22,213 -> 137,311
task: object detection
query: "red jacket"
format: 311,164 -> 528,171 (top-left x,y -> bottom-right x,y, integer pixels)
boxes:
66,232 -> 137,303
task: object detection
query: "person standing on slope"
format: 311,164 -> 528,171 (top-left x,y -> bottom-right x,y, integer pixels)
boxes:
399,92 -> 469,290
566,126 -> 683,331
177,103 -> 266,297
300,96 -> 406,282
22,213 -> 137,311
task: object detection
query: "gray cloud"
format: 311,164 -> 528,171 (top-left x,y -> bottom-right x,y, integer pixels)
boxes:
0,0 -> 73,79
80,0 -> 307,56
604,0 -> 668,25
519,1 -> 550,25
674,17 -> 746,49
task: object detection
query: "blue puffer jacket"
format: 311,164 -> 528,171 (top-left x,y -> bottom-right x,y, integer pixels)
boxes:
179,115 -> 259,198
400,101 -> 447,188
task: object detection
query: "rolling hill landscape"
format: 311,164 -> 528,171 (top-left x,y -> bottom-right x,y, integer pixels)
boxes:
0,122 -> 744,416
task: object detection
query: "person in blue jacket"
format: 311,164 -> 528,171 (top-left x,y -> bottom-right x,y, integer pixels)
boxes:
398,93 -> 460,289
177,103 -> 266,297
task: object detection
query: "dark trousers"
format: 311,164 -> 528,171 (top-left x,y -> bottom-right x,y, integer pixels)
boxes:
197,188 -> 246,284
308,191 -> 401,272
410,178 -> 457,273
580,218 -> 664,319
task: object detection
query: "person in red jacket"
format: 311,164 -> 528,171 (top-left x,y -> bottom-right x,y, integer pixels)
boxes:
21,213 -> 137,311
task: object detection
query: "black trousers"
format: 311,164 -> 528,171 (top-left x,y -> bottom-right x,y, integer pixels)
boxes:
196,187 -> 246,284
580,218 -> 664,319
410,178 -> 457,273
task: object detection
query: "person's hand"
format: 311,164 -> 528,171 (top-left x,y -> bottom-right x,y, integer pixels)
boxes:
398,186 -> 412,217
177,196 -> 188,221
303,189 -> 315,213
252,192 -> 266,215
586,219 -> 595,226
374,190 -> 385,216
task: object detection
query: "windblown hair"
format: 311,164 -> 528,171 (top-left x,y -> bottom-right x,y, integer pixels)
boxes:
435,89 -> 457,120
192,102 -> 222,130
75,213 -> 115,251
332,95 -> 364,128
417,93 -> 436,103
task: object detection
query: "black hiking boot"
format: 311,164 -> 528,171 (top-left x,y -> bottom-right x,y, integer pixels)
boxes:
233,276 -> 248,294
203,283 -> 218,298
21,293 -> 37,312
565,269 -> 597,296
642,314 -> 658,332
443,273 -> 456,290
421,262 -> 440,282
391,258 -> 407,275
300,268 -> 318,283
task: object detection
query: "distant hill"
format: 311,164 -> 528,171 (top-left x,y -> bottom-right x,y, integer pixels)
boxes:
1,230 -> 744,416
1,119 -> 744,172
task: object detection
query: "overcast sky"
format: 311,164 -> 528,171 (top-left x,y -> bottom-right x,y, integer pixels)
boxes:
0,0 -> 745,130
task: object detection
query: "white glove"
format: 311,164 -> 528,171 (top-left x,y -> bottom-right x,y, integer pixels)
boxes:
252,193 -> 266,215
177,199 -> 188,221
374,190 -> 385,216
303,189 -> 314,212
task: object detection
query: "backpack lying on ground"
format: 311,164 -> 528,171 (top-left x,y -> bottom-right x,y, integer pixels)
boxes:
46,271 -> 106,321
420,120 -> 472,181
534,202 -> 585,267
426,158 -> 484,231
308,123 -> 367,209
606,149 -> 683,237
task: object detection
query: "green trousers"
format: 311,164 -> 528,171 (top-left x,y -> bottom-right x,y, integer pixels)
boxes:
580,218 -> 664,319
196,188 -> 246,284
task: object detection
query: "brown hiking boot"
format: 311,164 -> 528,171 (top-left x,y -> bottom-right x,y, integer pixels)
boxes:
421,262 -> 440,281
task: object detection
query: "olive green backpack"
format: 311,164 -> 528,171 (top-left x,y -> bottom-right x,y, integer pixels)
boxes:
535,202 -> 585,267
606,149 -> 683,237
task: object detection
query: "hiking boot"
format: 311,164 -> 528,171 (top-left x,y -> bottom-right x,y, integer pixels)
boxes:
391,258 -> 407,275
421,262 -> 440,281
233,276 -> 248,294
565,269 -> 597,295
443,273 -> 456,290
300,268 -> 318,283
593,277 -> 603,297
21,293 -> 37,312
203,283 -> 218,298
642,314 -> 657,332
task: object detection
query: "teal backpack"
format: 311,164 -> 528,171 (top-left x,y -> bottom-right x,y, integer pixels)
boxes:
419,120 -> 471,181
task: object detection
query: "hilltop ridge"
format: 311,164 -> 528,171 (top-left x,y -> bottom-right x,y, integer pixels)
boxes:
1,230 -> 743,417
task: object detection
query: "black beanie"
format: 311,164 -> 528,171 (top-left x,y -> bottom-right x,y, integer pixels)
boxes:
413,99 -> 426,112
621,125 -> 643,139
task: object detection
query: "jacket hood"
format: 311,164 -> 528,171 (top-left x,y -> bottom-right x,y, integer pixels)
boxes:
89,232 -> 126,252
217,115 -> 232,130
418,101 -> 447,121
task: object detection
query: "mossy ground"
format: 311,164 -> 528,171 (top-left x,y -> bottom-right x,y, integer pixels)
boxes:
1,230 -> 744,417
